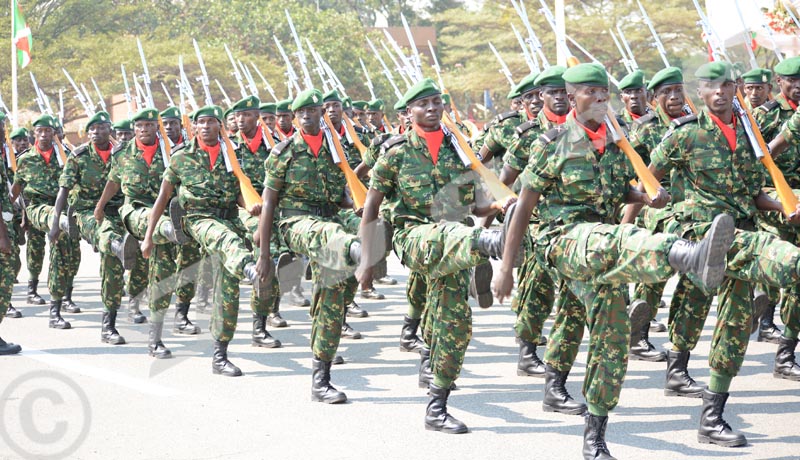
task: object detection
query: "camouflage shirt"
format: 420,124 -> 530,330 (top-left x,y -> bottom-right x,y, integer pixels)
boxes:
363,132 -> 392,169
235,129 -> 270,196
482,110 -> 526,158
650,109 -> 765,223
163,138 -> 240,214
59,142 -> 124,211
15,145 -> 65,206
264,130 -> 347,215
754,93 -> 800,188
504,117 -> 545,173
371,127 -> 476,228
109,140 -> 170,209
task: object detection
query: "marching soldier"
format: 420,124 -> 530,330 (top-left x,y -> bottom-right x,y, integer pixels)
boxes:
366,99 -> 387,134
259,102 -> 278,135
113,119 -> 134,144
0,115 -> 21,321
0,132 -> 20,354
742,68 -> 773,110
617,69 -> 648,125
351,100 -> 369,128
275,99 -> 296,140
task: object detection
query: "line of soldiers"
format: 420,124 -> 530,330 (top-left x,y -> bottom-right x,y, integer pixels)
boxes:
2,55 -> 800,460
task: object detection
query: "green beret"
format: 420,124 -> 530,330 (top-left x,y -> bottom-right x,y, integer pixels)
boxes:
231,95 -> 261,113
441,93 -> 451,105
695,62 -> 733,82
54,118 -> 63,129
112,119 -> 133,131
160,106 -> 182,120
32,114 -> 57,129
259,103 -> 277,114
291,89 -> 323,111
534,65 -> 567,88
774,56 -> 800,77
342,97 -> 353,109
132,108 -> 159,123
276,99 -> 293,113
194,105 -> 224,121
10,127 -> 28,140
393,98 -> 407,111
351,100 -> 368,111
741,68 -> 773,84
402,78 -> 441,105
562,63 -> 608,87
85,111 -> 112,131
618,70 -> 646,90
647,67 -> 684,91
515,73 -> 541,97
223,107 -> 233,120
367,98 -> 385,111
731,62 -> 746,79
323,90 -> 342,103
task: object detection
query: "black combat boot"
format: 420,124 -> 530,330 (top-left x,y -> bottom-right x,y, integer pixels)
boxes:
173,301 -> 200,335
60,206 -> 79,239
267,311 -> 288,328
252,313 -> 281,348
0,336 -> 22,355
667,214 -> 734,290
469,262 -> 493,308
627,300 -> 650,346
758,303 -> 782,344
341,321 -> 362,339
212,340 -> 242,376
348,241 -> 361,265
773,336 -> 800,381
346,301 -> 369,318
650,320 -> 667,333
27,279 -> 45,305
630,323 -> 667,362
419,347 -> 433,388
48,300 -> 71,329
101,309 -> 126,345
542,365 -> 587,415
6,304 -> 21,318
517,340 -> 546,377
665,350 -> 703,397
165,198 -> 190,244
287,285 -> 310,307
62,287 -> 80,313
425,383 -> 468,434
583,414 -> 616,460
697,389 -> 747,447
147,322 -> 172,359
127,296 -> 146,324
310,356 -> 347,403
399,316 -> 424,353
111,233 -> 139,270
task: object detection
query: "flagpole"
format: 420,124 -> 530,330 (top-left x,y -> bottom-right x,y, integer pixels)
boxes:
11,0 -> 18,129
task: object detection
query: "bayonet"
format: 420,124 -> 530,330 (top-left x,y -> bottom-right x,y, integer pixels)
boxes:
285,9 -> 314,89
136,37 -> 155,107
360,58 -> 377,100
609,29 -> 633,73
91,78 -> 107,111
224,43 -> 248,98
489,42 -> 515,87
62,68 -> 94,118
511,23 -> 538,73
367,37 -> 404,100
637,0 -> 670,68
161,82 -> 175,107
732,0 -> 759,69
510,0 -> 548,69
121,64 -> 134,117
239,60 -> 259,97
193,39 -> 214,106
250,62 -> 278,101
274,35 -> 300,94
615,24 -> 638,70
400,14 -> 424,82
379,39 -> 411,89
215,79 -> 233,108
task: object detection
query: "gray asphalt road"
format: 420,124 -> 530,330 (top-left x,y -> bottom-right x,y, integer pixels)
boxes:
0,242 -> 797,460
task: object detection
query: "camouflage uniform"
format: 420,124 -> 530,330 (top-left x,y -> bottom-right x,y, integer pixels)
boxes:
59,142 -> 126,312
0,160 -> 16,323
264,131 -> 358,362
651,110 -> 800,376
521,116 -> 681,412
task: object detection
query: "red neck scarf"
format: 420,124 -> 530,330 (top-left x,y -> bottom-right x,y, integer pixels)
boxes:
135,139 -> 158,167
787,97 -> 798,111
572,113 -> 607,154
94,143 -> 112,164
628,110 -> 642,120
707,112 -> 737,152
241,128 -> 263,154
413,123 -> 445,164
301,130 -> 324,158
197,138 -> 221,170
337,124 -> 346,137
278,126 -> 294,138
35,141 -> 54,165
543,106 -> 568,125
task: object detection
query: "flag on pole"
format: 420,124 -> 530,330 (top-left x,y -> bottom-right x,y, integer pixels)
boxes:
12,0 -> 32,68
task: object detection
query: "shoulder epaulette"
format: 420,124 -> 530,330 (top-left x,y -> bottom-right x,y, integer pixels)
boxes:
371,132 -> 393,147
382,135 -> 406,151
634,112 -> 657,126
111,142 -> 127,155
538,126 -> 567,144
757,99 -> 780,112
71,143 -> 89,157
495,110 -> 521,123
272,138 -> 292,156
670,114 -> 698,128
515,120 -> 538,137
353,124 -> 369,135
171,144 -> 187,155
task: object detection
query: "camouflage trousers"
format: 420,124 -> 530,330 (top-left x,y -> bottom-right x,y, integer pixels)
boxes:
407,270 -> 427,321
239,210 -> 279,317
76,210 -> 125,312
395,221 -> 487,387
26,226 -> 45,280
537,222 -> 679,412
184,214 -> 253,342
633,211 -> 683,321
512,223 -> 555,343
26,204 -> 79,299
0,223 -> 17,324
278,214 -> 359,361
757,188 -> 800,323
670,222 -> 800,377
12,215 -> 21,278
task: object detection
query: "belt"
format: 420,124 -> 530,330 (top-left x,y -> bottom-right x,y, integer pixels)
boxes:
280,206 -> 336,219
194,207 -> 238,220
104,205 -> 120,217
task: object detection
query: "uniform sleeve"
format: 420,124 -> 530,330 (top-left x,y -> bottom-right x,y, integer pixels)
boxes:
162,153 -> 182,185
13,153 -> 29,187
264,149 -> 287,191
483,121 -> 511,155
59,155 -> 80,189
780,109 -> 800,147
519,142 -> 555,193
107,151 -> 124,183
503,135 -> 531,172
649,128 -> 684,173
370,149 -> 398,196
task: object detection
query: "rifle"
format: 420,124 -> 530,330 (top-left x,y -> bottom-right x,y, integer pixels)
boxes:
62,68 -> 95,118
564,35 -> 621,88
218,124 -> 262,211
136,38 -> 155,108
691,0 -> 729,62
91,78 -> 107,112
510,0 -> 547,70
615,24 -> 638,71
637,0 -> 670,68
285,9 -> 314,89
732,0 -> 759,69
178,55 -> 200,112
367,37 -> 404,100
609,29 -> 634,74
360,59 -> 377,100
342,115 -> 368,157
511,24 -> 539,73
251,62 -> 278,101
317,55 -> 348,98
193,39 -> 214,106
322,113 -> 367,209
305,39 -> 331,92
29,72 -> 47,113
428,40 -> 446,91
239,60 -> 260,97
215,79 -> 233,108
224,44 -> 248,99
121,65 -> 134,117
132,74 -> 147,111
161,82 -> 175,107
382,31 -> 416,87
274,35 -> 301,95
400,14 -> 424,82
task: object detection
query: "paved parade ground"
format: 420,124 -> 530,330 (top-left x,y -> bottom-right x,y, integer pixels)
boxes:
0,242 -> 798,460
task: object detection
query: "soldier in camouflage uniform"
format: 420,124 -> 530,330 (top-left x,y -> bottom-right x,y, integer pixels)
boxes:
366,99 -> 387,135
49,111 -> 139,345
360,79 -> 514,434
232,95 -> 282,346
11,114 -> 78,329
637,62 -> 800,447
0,144 -> 21,355
352,100 -> 369,129
113,119 -> 134,144
495,64 -> 735,459
143,104 -> 263,376
257,89 -> 365,403
275,99 -> 296,141
0,115 -> 21,320
742,68 -> 773,110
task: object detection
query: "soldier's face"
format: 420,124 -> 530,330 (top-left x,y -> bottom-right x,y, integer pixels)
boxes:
621,87 -> 647,116
569,85 -> 609,126
235,109 -> 259,137
115,130 -> 134,143
367,110 -> 383,127
542,87 -> 569,116
743,83 -> 771,108
777,75 -> 800,103
34,126 -> 54,149
509,98 -> 523,112
521,89 -> 543,117
697,80 -> 735,116
88,122 -> 111,146
196,116 -> 221,144
261,113 -> 276,130
295,106 -> 321,135
226,114 -> 237,132
12,136 -> 29,152
343,107 -> 354,119
163,118 -> 182,143
323,101 -> 343,125
409,94 -> 444,130
353,109 -> 367,126
277,112 -> 294,132
134,120 -> 158,145
654,84 -> 685,119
